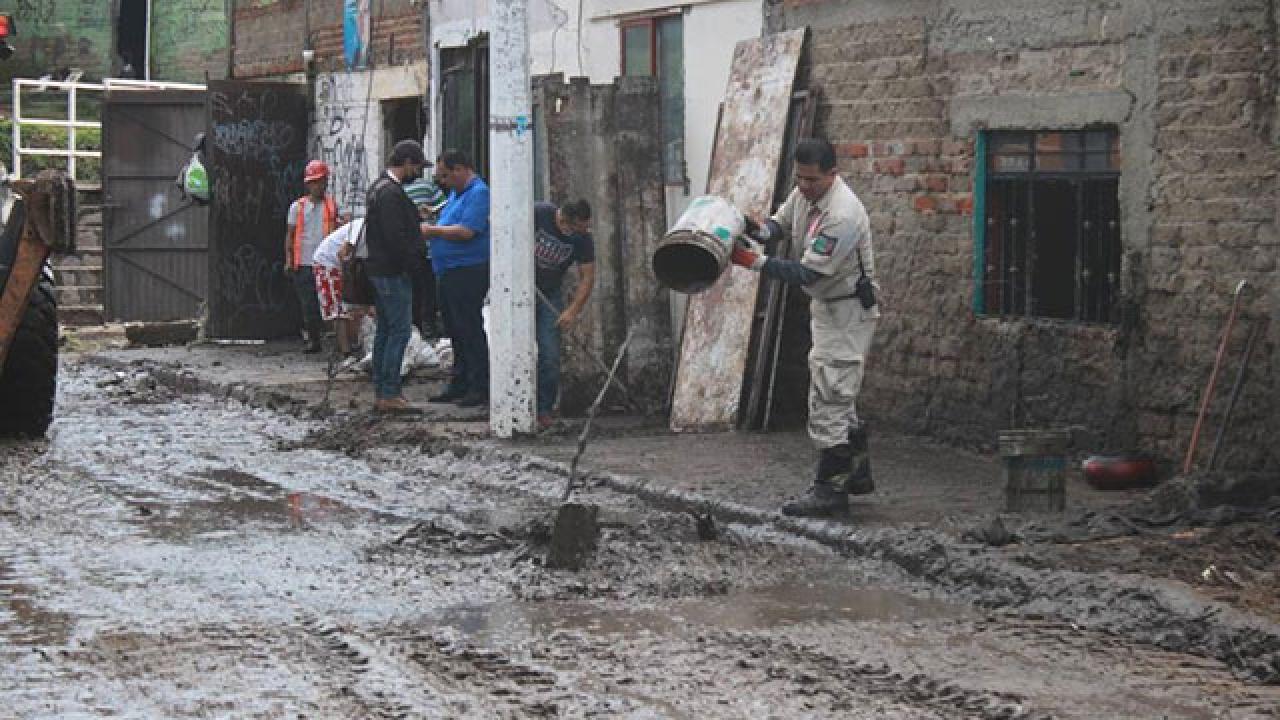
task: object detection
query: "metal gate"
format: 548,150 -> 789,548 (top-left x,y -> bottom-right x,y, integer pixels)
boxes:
102,88 -> 209,322
206,81 -> 308,339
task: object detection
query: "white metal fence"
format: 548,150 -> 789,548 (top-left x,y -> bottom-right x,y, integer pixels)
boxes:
11,78 -> 205,187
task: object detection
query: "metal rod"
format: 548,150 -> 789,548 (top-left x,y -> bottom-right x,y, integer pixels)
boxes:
1207,318 -> 1265,471
562,328 -> 634,503
12,81 -> 20,178
144,0 -> 152,81
68,84 -> 77,180
534,286 -> 642,409
1183,279 -> 1248,474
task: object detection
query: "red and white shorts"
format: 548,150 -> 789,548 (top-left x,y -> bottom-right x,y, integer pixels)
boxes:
313,265 -> 348,321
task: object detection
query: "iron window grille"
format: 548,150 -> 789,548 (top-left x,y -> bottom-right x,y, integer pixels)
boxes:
981,129 -> 1122,323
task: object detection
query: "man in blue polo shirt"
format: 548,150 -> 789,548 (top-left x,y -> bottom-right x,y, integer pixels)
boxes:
421,150 -> 491,407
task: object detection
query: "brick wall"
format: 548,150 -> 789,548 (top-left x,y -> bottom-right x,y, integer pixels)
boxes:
232,1 -> 424,79
773,1 -> 1279,471
1142,25 -> 1278,468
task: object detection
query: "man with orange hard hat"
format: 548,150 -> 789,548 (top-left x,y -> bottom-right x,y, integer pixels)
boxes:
285,160 -> 343,353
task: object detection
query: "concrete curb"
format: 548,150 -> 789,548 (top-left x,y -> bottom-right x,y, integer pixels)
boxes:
81,353 -> 1280,683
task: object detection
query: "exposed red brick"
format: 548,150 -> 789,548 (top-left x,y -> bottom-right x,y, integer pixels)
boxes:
872,157 -> 905,175
838,143 -> 870,158
924,174 -> 949,192
913,195 -> 936,213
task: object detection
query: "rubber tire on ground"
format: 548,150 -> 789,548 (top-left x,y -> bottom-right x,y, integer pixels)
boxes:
0,268 -> 58,437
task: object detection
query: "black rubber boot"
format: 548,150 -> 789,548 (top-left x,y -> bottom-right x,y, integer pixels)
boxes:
781,445 -> 850,517
846,424 -> 874,495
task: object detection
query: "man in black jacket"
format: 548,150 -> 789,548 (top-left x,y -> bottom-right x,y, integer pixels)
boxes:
363,139 -> 428,412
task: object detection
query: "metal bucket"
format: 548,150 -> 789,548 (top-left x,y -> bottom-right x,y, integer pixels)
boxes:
999,429 -> 1071,512
652,195 -> 745,294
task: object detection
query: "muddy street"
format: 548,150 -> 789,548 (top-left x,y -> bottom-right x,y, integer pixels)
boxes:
0,362 -> 1276,719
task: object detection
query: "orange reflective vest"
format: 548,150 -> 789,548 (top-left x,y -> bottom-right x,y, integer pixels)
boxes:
289,195 -> 338,269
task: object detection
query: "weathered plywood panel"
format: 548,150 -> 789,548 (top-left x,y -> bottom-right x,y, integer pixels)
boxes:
669,29 -> 806,432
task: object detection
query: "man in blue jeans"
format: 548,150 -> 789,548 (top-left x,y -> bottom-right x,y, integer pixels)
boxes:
421,150 -> 492,408
360,139 -> 428,413
532,200 -> 594,429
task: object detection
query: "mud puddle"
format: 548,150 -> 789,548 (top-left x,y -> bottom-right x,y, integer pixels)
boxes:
132,469 -> 411,542
432,582 -> 970,644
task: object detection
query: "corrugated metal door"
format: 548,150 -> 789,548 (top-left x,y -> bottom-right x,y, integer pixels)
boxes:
102,89 -> 209,322
206,81 -> 308,339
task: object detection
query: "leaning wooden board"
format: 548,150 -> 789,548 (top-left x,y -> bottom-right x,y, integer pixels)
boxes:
669,29 -> 806,432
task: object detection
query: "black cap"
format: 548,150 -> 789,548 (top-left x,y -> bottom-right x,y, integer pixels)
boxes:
389,139 -> 428,167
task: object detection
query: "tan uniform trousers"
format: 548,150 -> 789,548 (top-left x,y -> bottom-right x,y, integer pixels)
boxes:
807,296 -> 877,449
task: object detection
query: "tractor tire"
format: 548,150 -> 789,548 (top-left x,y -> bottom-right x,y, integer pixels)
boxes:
0,266 -> 58,437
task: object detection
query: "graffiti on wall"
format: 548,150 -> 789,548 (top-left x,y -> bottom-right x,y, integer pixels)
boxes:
207,83 -> 308,338
310,72 -> 383,215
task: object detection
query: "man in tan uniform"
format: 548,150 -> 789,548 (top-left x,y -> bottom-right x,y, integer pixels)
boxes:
731,138 -> 879,517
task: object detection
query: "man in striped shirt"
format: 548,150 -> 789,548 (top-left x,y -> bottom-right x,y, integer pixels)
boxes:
402,176 -> 448,338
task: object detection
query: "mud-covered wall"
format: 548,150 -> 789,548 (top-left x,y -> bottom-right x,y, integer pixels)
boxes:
534,75 -> 672,415
766,0 -> 1279,471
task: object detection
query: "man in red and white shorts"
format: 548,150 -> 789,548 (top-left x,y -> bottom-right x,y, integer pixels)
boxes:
312,217 -> 368,359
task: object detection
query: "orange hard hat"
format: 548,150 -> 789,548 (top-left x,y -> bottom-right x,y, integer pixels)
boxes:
304,160 -> 330,182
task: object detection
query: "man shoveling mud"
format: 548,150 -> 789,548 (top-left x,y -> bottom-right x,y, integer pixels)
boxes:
732,138 -> 880,517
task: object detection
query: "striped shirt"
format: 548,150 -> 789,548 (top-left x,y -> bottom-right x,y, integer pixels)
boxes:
403,178 -> 447,212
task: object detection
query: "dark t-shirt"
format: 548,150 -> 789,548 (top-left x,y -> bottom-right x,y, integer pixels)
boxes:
534,202 -> 594,296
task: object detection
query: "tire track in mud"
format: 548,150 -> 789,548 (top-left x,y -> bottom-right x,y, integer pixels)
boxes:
296,614 -> 572,717
79,357 -> 1280,686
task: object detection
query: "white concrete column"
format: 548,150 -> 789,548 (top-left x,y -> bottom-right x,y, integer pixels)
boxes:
488,0 -> 536,437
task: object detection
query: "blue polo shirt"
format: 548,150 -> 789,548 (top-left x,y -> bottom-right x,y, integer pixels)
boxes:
430,176 -> 490,274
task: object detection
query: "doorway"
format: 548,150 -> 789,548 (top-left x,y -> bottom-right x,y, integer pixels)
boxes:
439,36 -> 489,179
383,97 -> 426,154
116,0 -> 148,79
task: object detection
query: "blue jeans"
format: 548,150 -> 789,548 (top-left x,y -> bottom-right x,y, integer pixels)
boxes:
370,274 -> 413,400
535,291 -> 563,415
437,263 -> 490,396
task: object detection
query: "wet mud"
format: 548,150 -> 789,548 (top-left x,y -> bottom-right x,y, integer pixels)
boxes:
3,362 -> 1279,717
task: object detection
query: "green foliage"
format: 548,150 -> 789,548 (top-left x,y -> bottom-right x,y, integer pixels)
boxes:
0,117 -> 102,183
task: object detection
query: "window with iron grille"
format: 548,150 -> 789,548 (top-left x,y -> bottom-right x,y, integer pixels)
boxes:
980,129 -> 1121,323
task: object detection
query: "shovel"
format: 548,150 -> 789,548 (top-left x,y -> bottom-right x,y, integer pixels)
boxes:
545,328 -> 634,571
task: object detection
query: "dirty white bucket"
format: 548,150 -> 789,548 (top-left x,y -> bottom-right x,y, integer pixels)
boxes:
652,195 -> 746,294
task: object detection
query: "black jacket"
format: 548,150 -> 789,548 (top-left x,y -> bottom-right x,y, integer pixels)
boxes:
364,173 -> 421,277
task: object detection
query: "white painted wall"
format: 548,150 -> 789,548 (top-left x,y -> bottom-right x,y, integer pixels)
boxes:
310,62 -> 430,215
429,0 -> 762,212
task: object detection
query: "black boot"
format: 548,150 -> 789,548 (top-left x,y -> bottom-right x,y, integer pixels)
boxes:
781,445 -> 850,517
846,424 -> 874,495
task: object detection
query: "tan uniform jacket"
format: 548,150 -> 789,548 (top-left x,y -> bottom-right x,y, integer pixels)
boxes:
770,175 -> 879,321
770,175 -> 879,448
